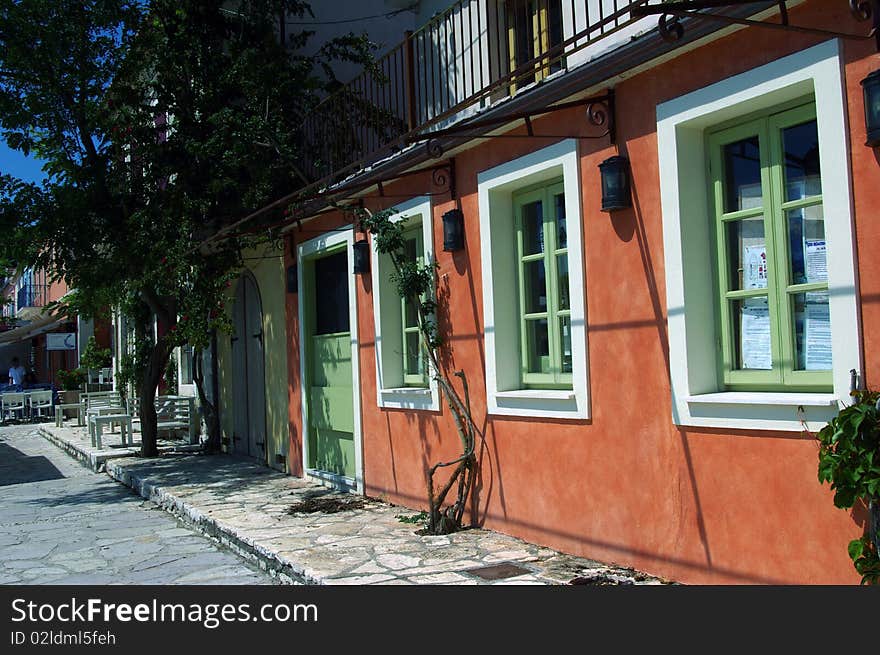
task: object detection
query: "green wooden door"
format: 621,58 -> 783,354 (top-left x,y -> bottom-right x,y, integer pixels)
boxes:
307,250 -> 355,479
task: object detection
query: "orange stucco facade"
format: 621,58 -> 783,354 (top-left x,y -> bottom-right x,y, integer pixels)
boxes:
283,1 -> 876,584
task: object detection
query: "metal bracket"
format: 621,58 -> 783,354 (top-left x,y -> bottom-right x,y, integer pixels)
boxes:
633,0 -> 880,51
417,93 -> 616,160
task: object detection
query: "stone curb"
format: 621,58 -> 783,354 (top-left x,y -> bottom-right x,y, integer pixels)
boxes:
104,459 -> 312,585
36,427 -> 200,473
37,426 -> 115,472
36,425 -> 357,584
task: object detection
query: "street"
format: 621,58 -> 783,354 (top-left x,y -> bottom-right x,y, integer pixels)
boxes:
0,425 -> 273,585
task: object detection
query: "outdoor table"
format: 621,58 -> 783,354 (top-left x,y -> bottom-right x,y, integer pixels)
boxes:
86,405 -> 128,440
55,403 -> 84,428
90,413 -> 133,449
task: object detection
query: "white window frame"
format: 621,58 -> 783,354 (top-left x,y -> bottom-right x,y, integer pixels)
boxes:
177,344 -> 196,397
478,138 -> 590,419
370,196 -> 441,411
657,38 -> 861,432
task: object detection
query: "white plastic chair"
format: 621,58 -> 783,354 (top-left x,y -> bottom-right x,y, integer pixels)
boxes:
28,390 -> 53,422
1,392 -> 26,422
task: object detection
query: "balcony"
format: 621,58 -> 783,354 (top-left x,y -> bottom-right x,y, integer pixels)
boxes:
17,283 -> 48,310
14,282 -> 49,321
301,0 -> 671,188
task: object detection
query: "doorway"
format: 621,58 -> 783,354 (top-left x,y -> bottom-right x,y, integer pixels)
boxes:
231,271 -> 267,460
298,231 -> 363,491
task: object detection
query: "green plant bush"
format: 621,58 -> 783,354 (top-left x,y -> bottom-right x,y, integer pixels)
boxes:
55,368 -> 86,391
79,335 -> 111,371
817,390 -> 880,584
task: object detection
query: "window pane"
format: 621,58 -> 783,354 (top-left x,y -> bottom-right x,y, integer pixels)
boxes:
732,296 -> 772,370
521,200 -> 544,255
723,136 -> 762,213
180,346 -> 193,385
403,235 -> 418,263
793,291 -> 831,371
787,205 -> 826,285
554,192 -> 566,249
559,315 -> 572,373
404,298 -> 419,328
405,331 -> 423,376
314,251 -> 350,334
782,120 -> 821,201
556,254 -> 569,310
726,217 -> 768,291
524,318 -> 550,374
523,259 -> 547,314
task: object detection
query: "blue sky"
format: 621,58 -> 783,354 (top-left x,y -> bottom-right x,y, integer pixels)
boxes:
0,141 -> 46,184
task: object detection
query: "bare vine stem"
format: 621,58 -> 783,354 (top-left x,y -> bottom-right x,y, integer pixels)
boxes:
358,206 -> 478,534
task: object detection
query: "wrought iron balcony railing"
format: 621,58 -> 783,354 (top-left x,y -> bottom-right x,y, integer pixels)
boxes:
16,283 -> 48,310
301,0 -> 668,187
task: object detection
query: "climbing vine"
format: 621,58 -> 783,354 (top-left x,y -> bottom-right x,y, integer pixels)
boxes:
358,207 -> 478,535
816,388 -> 880,584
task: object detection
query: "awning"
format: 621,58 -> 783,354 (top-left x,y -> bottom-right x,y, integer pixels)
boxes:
0,313 -> 65,346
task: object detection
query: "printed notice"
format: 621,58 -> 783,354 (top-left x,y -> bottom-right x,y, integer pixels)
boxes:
744,245 -> 768,290
804,292 -> 832,370
741,297 -> 772,370
805,239 -> 827,283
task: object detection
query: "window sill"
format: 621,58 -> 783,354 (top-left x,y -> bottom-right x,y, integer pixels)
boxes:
685,392 -> 838,407
495,389 -> 576,401
380,387 -> 431,396
490,388 -> 586,420
378,386 -> 438,411
678,391 -> 841,432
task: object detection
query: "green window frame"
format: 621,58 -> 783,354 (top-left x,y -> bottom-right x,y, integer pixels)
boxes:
401,224 -> 427,387
514,179 -> 572,389
708,101 -> 831,392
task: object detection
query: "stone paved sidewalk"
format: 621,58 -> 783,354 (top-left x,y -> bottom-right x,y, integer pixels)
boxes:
1,426 -> 272,585
38,421 -> 199,472
37,423 -> 671,586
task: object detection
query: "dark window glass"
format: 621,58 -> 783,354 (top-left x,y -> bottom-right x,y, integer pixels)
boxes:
723,136 -> 762,213
782,120 -> 821,201
314,251 -> 350,335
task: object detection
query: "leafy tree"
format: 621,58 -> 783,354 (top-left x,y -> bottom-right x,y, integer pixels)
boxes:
0,0 -> 375,455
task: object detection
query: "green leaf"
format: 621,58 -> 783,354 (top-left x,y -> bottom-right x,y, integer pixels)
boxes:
848,538 -> 865,561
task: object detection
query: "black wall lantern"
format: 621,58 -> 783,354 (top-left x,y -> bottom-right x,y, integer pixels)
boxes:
352,239 -> 370,274
286,264 -> 298,293
442,208 -> 464,251
598,155 -> 631,212
863,69 -> 880,147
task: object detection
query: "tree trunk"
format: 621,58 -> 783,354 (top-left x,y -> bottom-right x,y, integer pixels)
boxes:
139,336 -> 172,458
193,340 -> 221,454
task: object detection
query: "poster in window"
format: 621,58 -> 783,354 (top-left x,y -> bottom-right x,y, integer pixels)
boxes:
804,239 -> 827,284
740,297 -> 772,370
744,245 -> 768,290
804,292 -> 832,371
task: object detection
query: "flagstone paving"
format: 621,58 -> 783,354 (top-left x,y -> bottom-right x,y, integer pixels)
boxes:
0,425 -> 272,585
30,423 -> 670,586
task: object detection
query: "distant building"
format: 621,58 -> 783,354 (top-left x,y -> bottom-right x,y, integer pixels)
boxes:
0,267 -> 97,386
